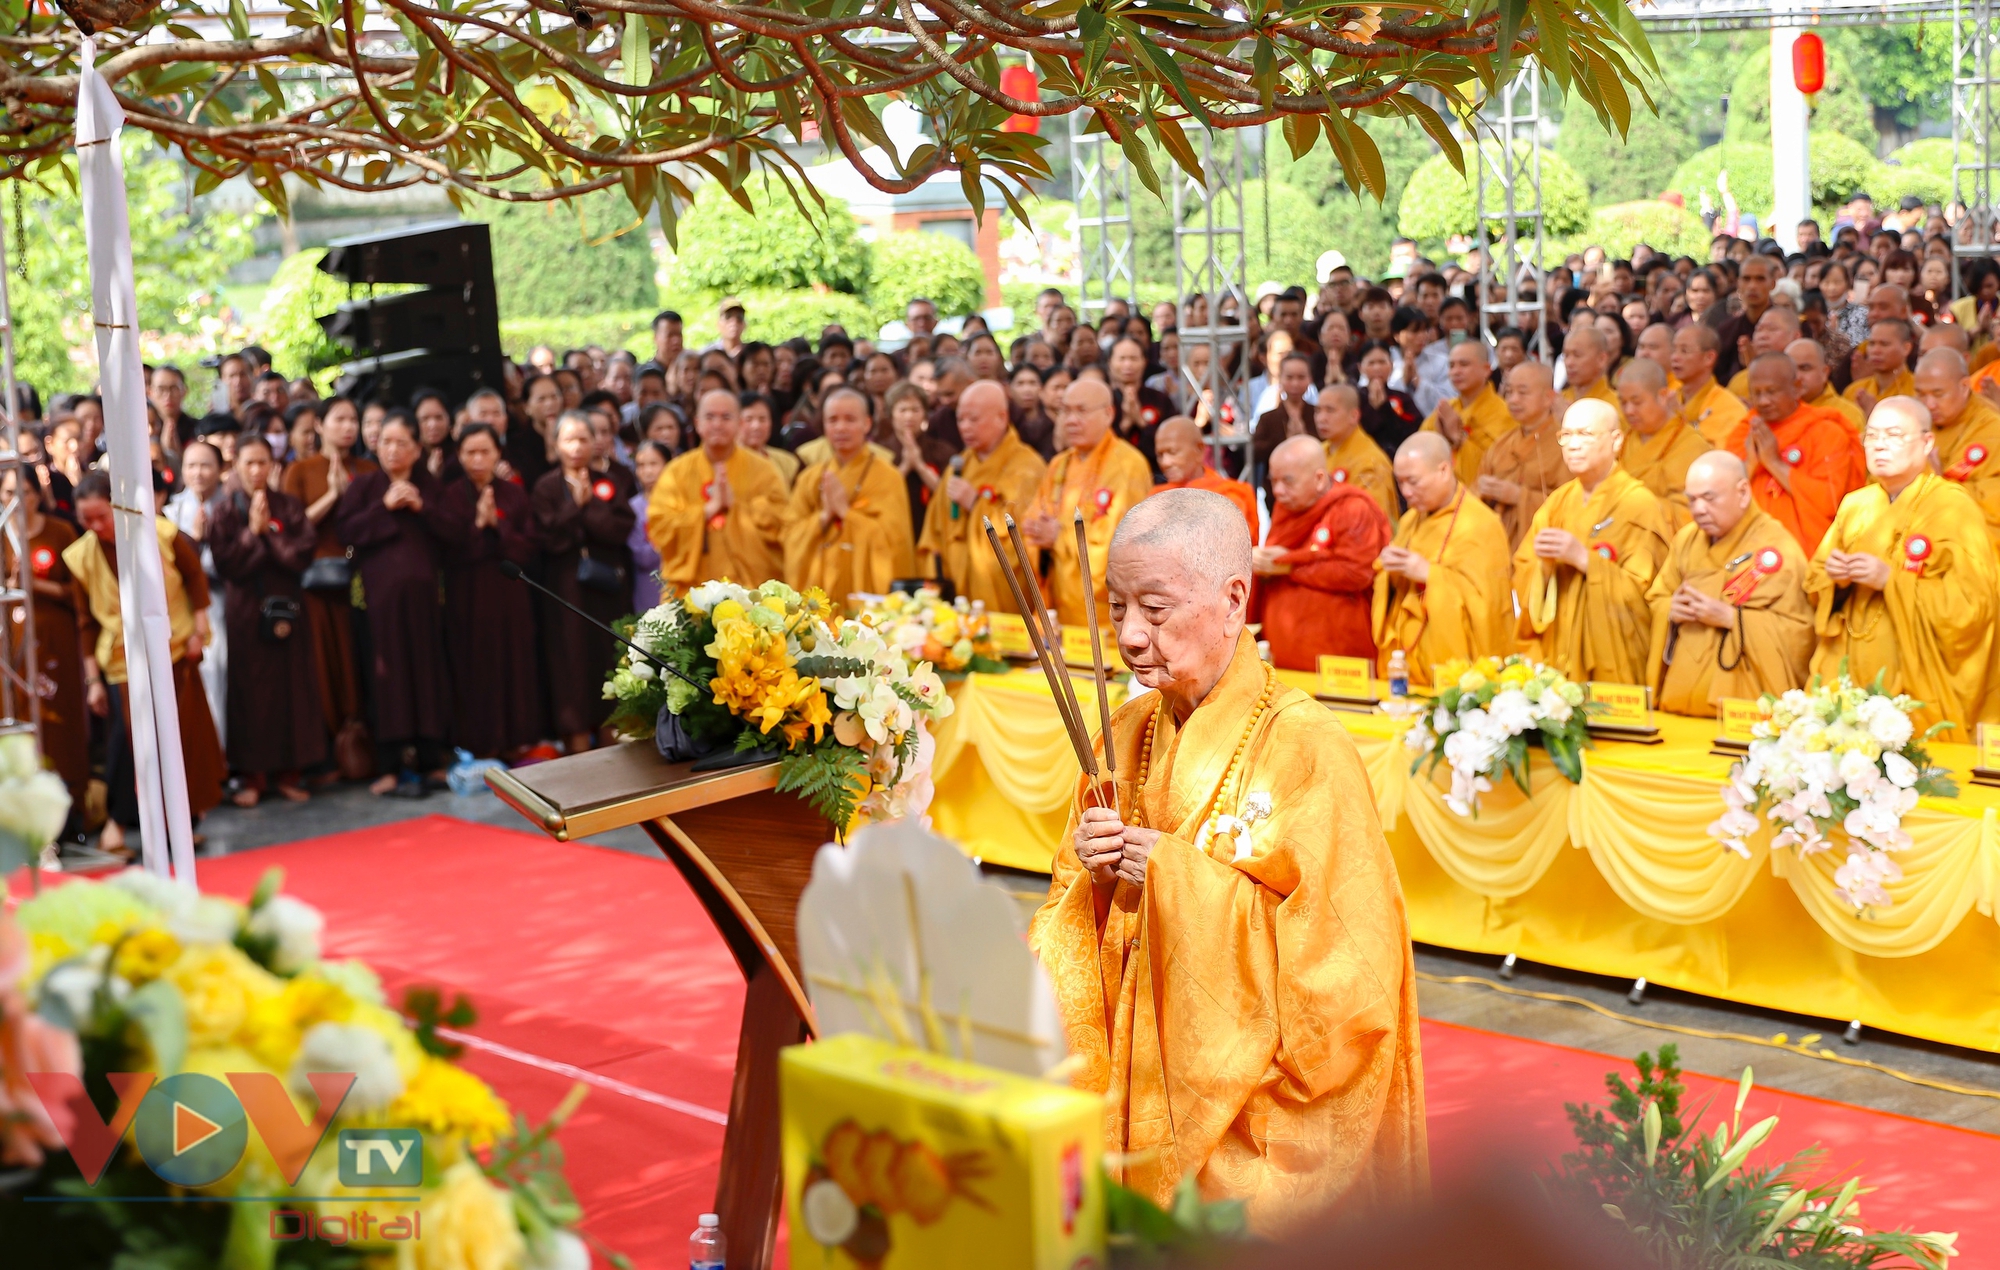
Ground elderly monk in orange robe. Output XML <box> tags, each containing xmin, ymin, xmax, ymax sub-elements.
<box><xmin>1023</xmin><ymin>376</ymin><xmax>1156</xmax><ymax>624</ymax></box>
<box><xmin>1513</xmin><ymin>400</ymin><xmax>1673</xmax><ymax>684</ymax></box>
<box><xmin>1645</xmin><ymin>451</ymin><xmax>1814</xmax><ymax>717</ymax></box>
<box><xmin>1373</xmin><ymin>432</ymin><xmax>1515</xmax><ymax>687</ymax></box>
<box><xmin>917</xmin><ymin>380</ymin><xmax>1046</xmax><ymax>612</ymax></box>
<box><xmin>1788</xmin><ymin>339</ymin><xmax>1864</xmax><ymax>432</ymax></box>
<box><xmin>1807</xmin><ymin>398</ymin><xmax>1999</xmax><ymax>738</ymax></box>
<box><xmin>1421</xmin><ymin>339</ymin><xmax>1512</xmax><ymax>487</ymax></box>
<box><xmin>1725</xmin><ymin>352</ymin><xmax>1864</xmax><ymax>557</ymax></box>
<box><xmin>1031</xmin><ymin>489</ymin><xmax>1428</xmax><ymax>1231</ymax></box>
<box><xmin>1844</xmin><ymin>318</ymin><xmax>1919</xmax><ymax>415</ymax></box>
<box><xmin>1152</xmin><ymin>414</ymin><xmax>1257</xmax><ymax>538</ymax></box>
<box><xmin>1671</xmin><ymin>324</ymin><xmax>1750</xmax><ymax>447</ymax></box>
<box><xmin>783</xmin><ymin>386</ymin><xmax>914</xmax><ymax>598</ymax></box>
<box><xmin>1316</xmin><ymin>383</ymin><xmax>1397</xmax><ymax>522</ymax></box>
<box><xmin>1476</xmin><ymin>359</ymin><xmax>1567</xmax><ymax>549</ymax></box>
<box><xmin>1252</xmin><ymin>435</ymin><xmax>1391</xmax><ymax>669</ymax></box>
<box><xmin>648</xmin><ymin>388</ymin><xmax>787</xmax><ymax>592</ymax></box>
<box><xmin>1913</xmin><ymin>348</ymin><xmax>2000</xmax><ymax>552</ymax></box>
<box><xmin>1559</xmin><ymin>322</ymin><xmax>1619</xmax><ymax>409</ymax></box>
<box><xmin>1617</xmin><ymin>357</ymin><xmax>1709</xmax><ymax>531</ymax></box>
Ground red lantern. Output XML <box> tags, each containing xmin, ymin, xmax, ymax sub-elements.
<box><xmin>1001</xmin><ymin>64</ymin><xmax>1040</xmax><ymax>134</ymax></box>
<box><xmin>1792</xmin><ymin>32</ymin><xmax>1825</xmax><ymax>96</ymax></box>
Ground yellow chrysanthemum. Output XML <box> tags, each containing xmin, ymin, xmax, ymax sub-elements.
<box><xmin>112</xmin><ymin>928</ymin><xmax>183</xmax><ymax>985</ymax></box>
<box><xmin>165</xmin><ymin>943</ymin><xmax>283</xmax><ymax>1050</ymax></box>
<box><xmin>241</xmin><ymin>973</ymin><xmax>358</xmax><ymax>1070</ymax></box>
<box><xmin>388</xmin><ymin>1058</ymin><xmax>512</xmax><ymax>1149</ymax></box>
<box><xmin>394</xmin><ymin>1160</ymin><xmax>524</xmax><ymax>1270</ymax></box>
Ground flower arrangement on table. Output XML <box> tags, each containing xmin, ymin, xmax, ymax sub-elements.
<box><xmin>1401</xmin><ymin>655</ymin><xmax>1593</xmax><ymax>817</ymax></box>
<box><xmin>3</xmin><ymin>865</ymin><xmax>597</xmax><ymax>1270</ymax></box>
<box><xmin>852</xmin><ymin>589</ymin><xmax>1007</xmax><ymax>677</ymax></box>
<box><xmin>604</xmin><ymin>578</ymin><xmax>955</xmax><ymax>828</ymax></box>
<box><xmin>1709</xmin><ymin>674</ymin><xmax>1954</xmax><ymax>911</ymax></box>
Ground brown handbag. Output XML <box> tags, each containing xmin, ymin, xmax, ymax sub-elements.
<box><xmin>334</xmin><ymin>718</ymin><xmax>376</xmax><ymax>782</ymax></box>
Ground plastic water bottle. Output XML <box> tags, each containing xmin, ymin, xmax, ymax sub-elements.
<box><xmin>690</xmin><ymin>1213</ymin><xmax>725</xmax><ymax>1269</ymax></box>
<box><xmin>1387</xmin><ymin>649</ymin><xmax>1409</xmax><ymax>699</ymax></box>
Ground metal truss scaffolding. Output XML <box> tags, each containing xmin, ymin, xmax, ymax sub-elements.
<box><xmin>1955</xmin><ymin>0</ymin><xmax>2000</xmax><ymax>285</ymax></box>
<box><xmin>1472</xmin><ymin>65</ymin><xmax>1549</xmax><ymax>360</ymax></box>
<box><xmin>1170</xmin><ymin>126</ymin><xmax>1251</xmax><ymax>472</ymax></box>
<box><xmin>0</xmin><ymin>204</ymin><xmax>41</xmax><ymax>751</ymax></box>
<box><xmin>1069</xmin><ymin>113</ymin><xmax>1136</xmax><ymax>329</ymax></box>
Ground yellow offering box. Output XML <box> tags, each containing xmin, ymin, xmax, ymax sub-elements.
<box><xmin>780</xmin><ymin>1033</ymin><xmax>1106</xmax><ymax>1270</ymax></box>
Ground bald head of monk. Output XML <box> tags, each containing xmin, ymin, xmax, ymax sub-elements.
<box><xmin>1913</xmin><ymin>349</ymin><xmax>1972</xmax><ymax>431</ymax></box>
<box><xmin>1863</xmin><ymin>396</ymin><xmax>1936</xmax><ymax>489</ymax></box>
<box><xmin>1869</xmin><ymin>282</ymin><xmax>1911</xmax><ymax>324</ymax></box>
<box><xmin>1059</xmin><ymin>376</ymin><xmax>1114</xmax><ymax>451</ymax></box>
<box><xmin>1752</xmin><ymin>305</ymin><xmax>1803</xmax><ymax>357</ymax></box>
<box><xmin>1636</xmin><ymin>321</ymin><xmax>1674</xmax><ymax>376</ymax></box>
<box><xmin>1107</xmin><ymin>488</ymin><xmax>1253</xmax><ymax>709</ymax></box>
<box><xmin>1785</xmin><ymin>339</ymin><xmax>1834</xmax><ymax>403</ymax></box>
<box><xmin>1922</xmin><ymin>324</ymin><xmax>1972</xmax><ymax>357</ymax></box>
<box><xmin>1671</xmin><ymin>322</ymin><xmax>1722</xmax><ymax>389</ymax></box>
<box><xmin>1502</xmin><ymin>359</ymin><xmax>1558</xmax><ymax>427</ymax></box>
<box><xmin>1269</xmin><ymin>434</ymin><xmax>1332</xmax><ymax>514</ymax></box>
<box><xmin>1563</xmin><ymin>322</ymin><xmax>1611</xmax><ymax>392</ymax></box>
<box><xmin>1447</xmin><ymin>338</ymin><xmax>1491</xmax><ymax>400</ymax></box>
<box><xmin>1685</xmin><ymin>450</ymin><xmax>1753</xmax><ymax>542</ymax></box>
<box><xmin>1615</xmin><ymin>357</ymin><xmax>1671</xmax><ymax>436</ymax></box>
<box><xmin>1314</xmin><ymin>382</ymin><xmax>1362</xmax><ymax>444</ymax></box>
<box><xmin>956</xmin><ymin>379</ymin><xmax>1012</xmax><ymax>455</ymax></box>
<box><xmin>1746</xmin><ymin>352</ymin><xmax>1803</xmax><ymax>423</ymax></box>
<box><xmin>695</xmin><ymin>387</ymin><xmax>742</xmax><ymax>460</ymax></box>
<box><xmin>1557</xmin><ymin>398</ymin><xmax>1623</xmax><ymax>484</ymax></box>
<box><xmin>1393</xmin><ymin>430</ymin><xmax>1459</xmax><ymax>513</ymax></box>
<box><xmin>1153</xmin><ymin>415</ymin><xmax>1207</xmax><ymax>484</ymax></box>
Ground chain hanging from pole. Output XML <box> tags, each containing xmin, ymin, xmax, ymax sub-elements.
<box><xmin>1954</xmin><ymin>0</ymin><xmax>1998</xmax><ymax>293</ymax></box>
<box><xmin>0</xmin><ymin>179</ymin><xmax>43</xmax><ymax>751</ymax></box>
<box><xmin>1472</xmin><ymin>64</ymin><xmax>1549</xmax><ymax>361</ymax></box>
<box><xmin>1171</xmin><ymin>125</ymin><xmax>1251</xmax><ymax>473</ymax></box>
<box><xmin>1069</xmin><ymin>113</ymin><xmax>1136</xmax><ymax>329</ymax></box>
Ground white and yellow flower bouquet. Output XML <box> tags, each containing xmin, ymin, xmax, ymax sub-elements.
<box><xmin>1401</xmin><ymin>655</ymin><xmax>1593</xmax><ymax>816</ymax></box>
<box><xmin>851</xmin><ymin>589</ymin><xmax>1006</xmax><ymax>677</ymax></box>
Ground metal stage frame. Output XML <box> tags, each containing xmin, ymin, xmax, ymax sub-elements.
<box><xmin>1471</xmin><ymin>65</ymin><xmax>1549</xmax><ymax>360</ymax></box>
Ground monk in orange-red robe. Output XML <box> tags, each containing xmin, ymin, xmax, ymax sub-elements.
<box><xmin>1151</xmin><ymin>415</ymin><xmax>1258</xmax><ymax>539</ymax></box>
<box><xmin>1251</xmin><ymin>436</ymin><xmax>1391</xmax><ymax>669</ymax></box>
<box><xmin>1724</xmin><ymin>351</ymin><xmax>1864</xmax><ymax>556</ymax></box>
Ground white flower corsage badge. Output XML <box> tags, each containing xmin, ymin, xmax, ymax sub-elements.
<box><xmin>1199</xmin><ymin>790</ymin><xmax>1273</xmax><ymax>862</ymax></box>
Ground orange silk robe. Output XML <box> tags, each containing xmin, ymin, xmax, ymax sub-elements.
<box><xmin>647</xmin><ymin>447</ymin><xmax>787</xmax><ymax>593</ymax></box>
<box><xmin>1618</xmin><ymin>414</ymin><xmax>1711</xmax><ymax>532</ymax></box>
<box><xmin>1724</xmin><ymin>404</ymin><xmax>1864</xmax><ymax>557</ymax></box>
<box><xmin>1031</xmin><ymin>632</ymin><xmax>1428</xmax><ymax>1231</ymax></box>
<box><xmin>1251</xmin><ymin>484</ymin><xmax>1391</xmax><ymax>670</ymax></box>
<box><xmin>1476</xmin><ymin>419</ymin><xmax>1566</xmax><ymax>550</ymax></box>
<box><xmin>1324</xmin><ymin>429</ymin><xmax>1397</xmax><ymax>523</ymax></box>
<box><xmin>1512</xmin><ymin>467</ymin><xmax>1673</xmax><ymax>685</ymax></box>
<box><xmin>916</xmin><ymin>428</ymin><xmax>1047</xmax><ymax>614</ymax></box>
<box><xmin>1370</xmin><ymin>485</ymin><xmax>1514</xmax><ymax>687</ymax></box>
<box><xmin>1644</xmin><ymin>508</ymin><xmax>1814</xmax><ymax>717</ymax></box>
<box><xmin>782</xmin><ymin>450</ymin><xmax>915</xmax><ymax>601</ymax></box>
<box><xmin>1029</xmin><ymin>432</ymin><xmax>1156</xmax><ymax>625</ymax></box>
<box><xmin>1420</xmin><ymin>383</ymin><xmax>1512</xmax><ymax>488</ymax></box>
<box><xmin>1681</xmin><ymin>377</ymin><xmax>1750</xmax><ymax>448</ymax></box>
<box><xmin>1932</xmin><ymin>394</ymin><xmax>2000</xmax><ymax>553</ymax></box>
<box><xmin>1155</xmin><ymin>467</ymin><xmax>1258</xmax><ymax>541</ymax></box>
<box><xmin>1806</xmin><ymin>474</ymin><xmax>1999</xmax><ymax>738</ymax></box>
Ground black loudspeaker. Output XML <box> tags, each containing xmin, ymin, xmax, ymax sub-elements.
<box><xmin>317</xmin><ymin>221</ymin><xmax>504</xmax><ymax>406</ymax></box>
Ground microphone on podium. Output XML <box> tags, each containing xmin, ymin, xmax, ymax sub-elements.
<box><xmin>496</xmin><ymin>560</ymin><xmax>706</xmax><ymax>693</ymax></box>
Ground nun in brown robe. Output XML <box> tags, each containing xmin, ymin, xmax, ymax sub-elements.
<box><xmin>531</xmin><ymin>412</ymin><xmax>637</xmax><ymax>751</ymax></box>
<box><xmin>335</xmin><ymin>416</ymin><xmax>450</xmax><ymax>794</ymax></box>
<box><xmin>426</xmin><ymin>425</ymin><xmax>544</xmax><ymax>758</ymax></box>
<box><xmin>209</xmin><ymin>435</ymin><xmax>327</xmax><ymax>803</ymax></box>
<box><xmin>281</xmin><ymin>396</ymin><xmax>376</xmax><ymax>751</ymax></box>
<box><xmin>0</xmin><ymin>472</ymin><xmax>87</xmax><ymax>811</ymax></box>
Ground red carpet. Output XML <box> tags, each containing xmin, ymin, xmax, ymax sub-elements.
<box><xmin>15</xmin><ymin>814</ymin><xmax>2000</xmax><ymax>1267</ymax></box>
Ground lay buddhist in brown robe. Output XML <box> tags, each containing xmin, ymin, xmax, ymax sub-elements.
<box><xmin>4</xmin><ymin>505</ymin><xmax>87</xmax><ymax>805</ymax></box>
<box><xmin>533</xmin><ymin>463</ymin><xmax>640</xmax><ymax>739</ymax></box>
<box><xmin>337</xmin><ymin>468</ymin><xmax>450</xmax><ymax>765</ymax></box>
<box><xmin>1645</xmin><ymin>475</ymin><xmax>1814</xmax><ymax>718</ymax></box>
<box><xmin>784</xmin><ymin>451</ymin><xmax>916</xmax><ymax>601</ymax></box>
<box><xmin>283</xmin><ymin>451</ymin><xmax>376</xmax><ymax>738</ymax></box>
<box><xmin>209</xmin><ymin>488</ymin><xmax>328</xmax><ymax>776</ymax></box>
<box><xmin>427</xmin><ymin>476</ymin><xmax>544</xmax><ymax>757</ymax></box>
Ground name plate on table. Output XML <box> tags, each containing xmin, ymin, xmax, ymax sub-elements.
<box><xmin>1973</xmin><ymin>723</ymin><xmax>2000</xmax><ymax>788</ymax></box>
<box><xmin>988</xmin><ymin>612</ymin><xmax>1035</xmax><ymax>660</ymax></box>
<box><xmin>1586</xmin><ymin>682</ymin><xmax>1662</xmax><ymax>743</ymax></box>
<box><xmin>1059</xmin><ymin>624</ymin><xmax>1124</xmax><ymax>674</ymax></box>
<box><xmin>1712</xmin><ymin>697</ymin><xmax>1764</xmax><ymax>756</ymax></box>
<box><xmin>1316</xmin><ymin>655</ymin><xmax>1377</xmax><ymax>711</ymax></box>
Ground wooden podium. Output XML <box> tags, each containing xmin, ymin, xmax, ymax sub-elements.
<box><xmin>487</xmin><ymin>743</ymin><xmax>831</xmax><ymax>1270</ymax></box>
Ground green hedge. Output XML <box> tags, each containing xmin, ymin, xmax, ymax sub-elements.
<box><xmin>1668</xmin><ymin>132</ymin><xmax>1879</xmax><ymax>223</ymax></box>
<box><xmin>867</xmin><ymin>232</ymin><xmax>986</xmax><ymax>329</ymax></box>
<box><xmin>1398</xmin><ymin>144</ymin><xmax>1592</xmax><ymax>246</ymax></box>
<box><xmin>484</xmin><ymin>192</ymin><xmax>657</xmax><ymax>319</ymax></box>
<box><xmin>1551</xmin><ymin>201</ymin><xmax>1713</xmax><ymax>261</ymax></box>
<box><xmin>255</xmin><ymin>250</ymin><xmax>352</xmax><ymax>382</ymax></box>
<box><xmin>669</xmin><ymin>180</ymin><xmax>870</xmax><ymax>296</ymax></box>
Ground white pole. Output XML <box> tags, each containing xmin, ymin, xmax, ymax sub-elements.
<box><xmin>1770</xmin><ymin>18</ymin><xmax>1812</xmax><ymax>252</ymax></box>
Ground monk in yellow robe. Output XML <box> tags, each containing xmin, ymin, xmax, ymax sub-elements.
<box><xmin>1151</xmin><ymin>414</ymin><xmax>1258</xmax><ymax>539</ymax></box>
<box><xmin>1645</xmin><ymin>452</ymin><xmax>1814</xmax><ymax>717</ymax></box>
<box><xmin>1513</xmin><ymin>400</ymin><xmax>1673</xmax><ymax>684</ymax></box>
<box><xmin>1476</xmin><ymin>360</ymin><xmax>1567</xmax><ymax>549</ymax></box>
<box><xmin>1559</xmin><ymin>322</ymin><xmax>1619</xmax><ymax>409</ymax></box>
<box><xmin>1031</xmin><ymin>489</ymin><xmax>1427</xmax><ymax>1232</ymax></box>
<box><xmin>1617</xmin><ymin>357</ymin><xmax>1709</xmax><ymax>531</ymax></box>
<box><xmin>1373</xmin><ymin>432</ymin><xmax>1515</xmax><ymax>687</ymax></box>
<box><xmin>1420</xmin><ymin>339</ymin><xmax>1512</xmax><ymax>487</ymax></box>
<box><xmin>1022</xmin><ymin>376</ymin><xmax>1155</xmax><ymax>625</ymax></box>
<box><xmin>1789</xmin><ymin>339</ymin><xmax>1864</xmax><ymax>432</ymax></box>
<box><xmin>917</xmin><ymin>381</ymin><xmax>1046</xmax><ymax>612</ymax></box>
<box><xmin>782</xmin><ymin>386</ymin><xmax>915</xmax><ymax>601</ymax></box>
<box><xmin>1316</xmin><ymin>383</ymin><xmax>1397</xmax><ymax>522</ymax></box>
<box><xmin>1914</xmin><ymin>348</ymin><xmax>2000</xmax><ymax>552</ymax></box>
<box><xmin>1807</xmin><ymin>397</ymin><xmax>1999</xmax><ymax>737</ymax></box>
<box><xmin>1844</xmin><ymin>318</ymin><xmax>1918</xmax><ymax>415</ymax></box>
<box><xmin>1671</xmin><ymin>324</ymin><xmax>1750</xmax><ymax>447</ymax></box>
<box><xmin>647</xmin><ymin>388</ymin><xmax>787</xmax><ymax>593</ymax></box>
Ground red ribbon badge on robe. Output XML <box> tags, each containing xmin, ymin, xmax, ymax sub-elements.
<box><xmin>269</xmin><ymin>518</ymin><xmax>285</xmax><ymax>534</ymax></box>
<box><xmin>1331</xmin><ymin>467</ymin><xmax>1349</xmax><ymax>483</ymax></box>
<box><xmin>30</xmin><ymin>546</ymin><xmax>54</xmax><ymax>577</ymax></box>
<box><xmin>1093</xmin><ymin>487</ymin><xmax>1113</xmax><ymax>516</ymax></box>
<box><xmin>1946</xmin><ymin>444</ymin><xmax>1989</xmax><ymax>482</ymax></box>
<box><xmin>592</xmin><ymin>479</ymin><xmax>616</xmax><ymax>502</ymax></box>
<box><xmin>1311</xmin><ymin>524</ymin><xmax>1331</xmax><ymax>549</ymax></box>
<box><xmin>1721</xmin><ymin>547</ymin><xmax>1782</xmax><ymax>605</ymax></box>
<box><xmin>1591</xmin><ymin>542</ymin><xmax>1618</xmax><ymax>563</ymax></box>
<box><xmin>1141</xmin><ymin>405</ymin><xmax>1159</xmax><ymax>425</ymax></box>
<box><xmin>1904</xmin><ymin>534</ymin><xmax>1932</xmax><ymax>575</ymax></box>
<box><xmin>1783</xmin><ymin>446</ymin><xmax>1803</xmax><ymax>466</ymax></box>
<box><xmin>703</xmin><ymin>482</ymin><xmax>726</xmax><ymax>532</ymax></box>
<box><xmin>977</xmin><ymin>485</ymin><xmax>996</xmax><ymax>503</ymax></box>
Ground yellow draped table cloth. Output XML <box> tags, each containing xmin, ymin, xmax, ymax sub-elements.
<box><xmin>927</xmin><ymin>668</ymin><xmax>2000</xmax><ymax>1054</ymax></box>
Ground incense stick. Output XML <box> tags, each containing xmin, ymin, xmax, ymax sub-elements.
<box><xmin>1072</xmin><ymin>511</ymin><xmax>1118</xmax><ymax>777</ymax></box>
<box><xmin>982</xmin><ymin>517</ymin><xmax>1097</xmax><ymax>781</ymax></box>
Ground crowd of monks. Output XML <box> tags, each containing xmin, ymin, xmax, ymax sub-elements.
<box><xmin>653</xmin><ymin>321</ymin><xmax>2000</xmax><ymax>739</ymax></box>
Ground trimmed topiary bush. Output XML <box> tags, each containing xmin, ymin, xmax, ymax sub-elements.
<box><xmin>867</xmin><ymin>231</ymin><xmax>987</xmax><ymax>328</ymax></box>
<box><xmin>1876</xmin><ymin>139</ymin><xmax>1953</xmax><ymax>207</ymax></box>
<box><xmin>1725</xmin><ymin>43</ymin><xmax>1879</xmax><ymax>155</ymax></box>
<box><xmin>1554</xmin><ymin>201</ymin><xmax>1714</xmax><ymax>261</ymax></box>
<box><xmin>254</xmin><ymin>249</ymin><xmax>352</xmax><ymax>382</ymax></box>
<box><xmin>1397</xmin><ymin>144</ymin><xmax>1592</xmax><ymax>246</ymax></box>
<box><xmin>670</xmin><ymin>180</ymin><xmax>870</xmax><ymax>296</ymax></box>
<box><xmin>1669</xmin><ymin>131</ymin><xmax>1881</xmax><ymax>223</ymax></box>
<box><xmin>484</xmin><ymin>192</ymin><xmax>658</xmax><ymax>319</ymax></box>
<box><xmin>1556</xmin><ymin>104</ymin><xmax>1704</xmax><ymax>205</ymax></box>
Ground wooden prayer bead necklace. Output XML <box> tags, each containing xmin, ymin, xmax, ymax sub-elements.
<box><xmin>1130</xmin><ymin>663</ymin><xmax>1278</xmax><ymax>832</ymax></box>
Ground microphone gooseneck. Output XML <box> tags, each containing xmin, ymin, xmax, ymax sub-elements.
<box><xmin>497</xmin><ymin>561</ymin><xmax>707</xmax><ymax>694</ymax></box>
